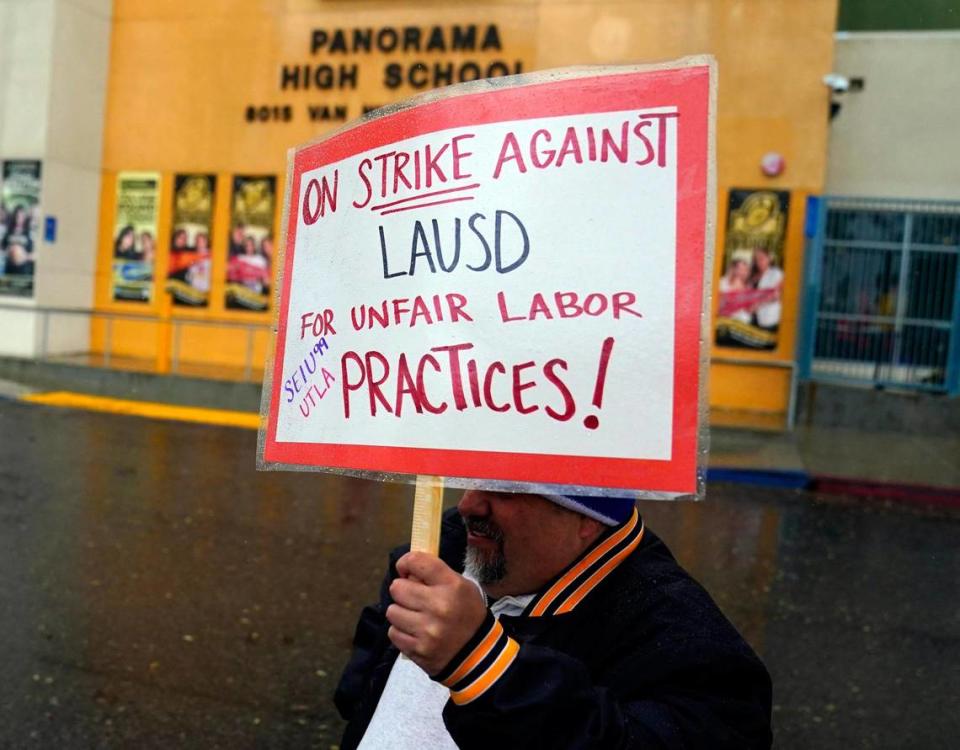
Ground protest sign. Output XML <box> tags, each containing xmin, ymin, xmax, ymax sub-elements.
<box><xmin>259</xmin><ymin>58</ymin><xmax>715</xmax><ymax>499</ymax></box>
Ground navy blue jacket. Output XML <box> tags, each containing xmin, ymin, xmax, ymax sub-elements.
<box><xmin>335</xmin><ymin>508</ymin><xmax>772</xmax><ymax>749</ymax></box>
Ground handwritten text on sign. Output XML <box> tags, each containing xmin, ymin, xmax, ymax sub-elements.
<box><xmin>264</xmin><ymin>66</ymin><xmax>711</xmax><ymax>492</ymax></box>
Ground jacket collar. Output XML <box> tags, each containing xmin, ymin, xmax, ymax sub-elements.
<box><xmin>522</xmin><ymin>508</ymin><xmax>644</xmax><ymax>618</ymax></box>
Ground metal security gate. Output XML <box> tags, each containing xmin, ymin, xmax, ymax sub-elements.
<box><xmin>799</xmin><ymin>197</ymin><xmax>960</xmax><ymax>395</ymax></box>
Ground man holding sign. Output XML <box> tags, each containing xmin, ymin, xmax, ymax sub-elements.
<box><xmin>258</xmin><ymin>58</ymin><xmax>770</xmax><ymax>749</ymax></box>
<box><xmin>335</xmin><ymin>491</ymin><xmax>772</xmax><ymax>748</ymax></box>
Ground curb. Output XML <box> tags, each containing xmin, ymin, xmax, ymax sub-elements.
<box><xmin>706</xmin><ymin>467</ymin><xmax>810</xmax><ymax>489</ymax></box>
<box><xmin>808</xmin><ymin>475</ymin><xmax>960</xmax><ymax>509</ymax></box>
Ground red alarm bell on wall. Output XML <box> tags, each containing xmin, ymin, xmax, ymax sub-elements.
<box><xmin>760</xmin><ymin>151</ymin><xmax>785</xmax><ymax>177</ymax></box>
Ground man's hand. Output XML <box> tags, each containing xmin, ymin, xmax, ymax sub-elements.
<box><xmin>386</xmin><ymin>551</ymin><xmax>488</xmax><ymax>676</ymax></box>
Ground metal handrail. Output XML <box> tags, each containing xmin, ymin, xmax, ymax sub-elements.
<box><xmin>0</xmin><ymin>303</ymin><xmax>273</xmax><ymax>330</ymax></box>
<box><xmin>821</xmin><ymin>195</ymin><xmax>960</xmax><ymax>212</ymax></box>
<box><xmin>0</xmin><ymin>303</ymin><xmax>271</xmax><ymax>382</ymax></box>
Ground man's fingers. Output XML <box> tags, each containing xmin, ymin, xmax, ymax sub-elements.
<box><xmin>389</xmin><ymin>577</ymin><xmax>433</xmax><ymax>611</ymax></box>
<box><xmin>385</xmin><ymin>603</ymin><xmax>422</xmax><ymax>636</ymax></box>
<box><xmin>396</xmin><ymin>551</ymin><xmax>455</xmax><ymax>585</ymax></box>
<box><xmin>387</xmin><ymin>625</ymin><xmax>418</xmax><ymax>655</ymax></box>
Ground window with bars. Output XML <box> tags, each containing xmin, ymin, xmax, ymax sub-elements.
<box><xmin>803</xmin><ymin>199</ymin><xmax>960</xmax><ymax>392</ymax></box>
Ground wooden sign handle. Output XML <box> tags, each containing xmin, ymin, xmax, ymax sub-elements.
<box><xmin>411</xmin><ymin>475</ymin><xmax>444</xmax><ymax>554</ymax></box>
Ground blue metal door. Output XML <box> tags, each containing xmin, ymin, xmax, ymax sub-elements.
<box><xmin>799</xmin><ymin>197</ymin><xmax>960</xmax><ymax>395</ymax></box>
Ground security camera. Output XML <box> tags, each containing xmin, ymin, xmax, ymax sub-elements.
<box><xmin>823</xmin><ymin>73</ymin><xmax>850</xmax><ymax>92</ymax></box>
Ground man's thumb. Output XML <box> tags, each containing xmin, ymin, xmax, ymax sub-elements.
<box><xmin>397</xmin><ymin>551</ymin><xmax>448</xmax><ymax>583</ymax></box>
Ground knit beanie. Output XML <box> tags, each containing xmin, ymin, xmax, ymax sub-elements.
<box><xmin>540</xmin><ymin>494</ymin><xmax>636</xmax><ymax>526</ymax></box>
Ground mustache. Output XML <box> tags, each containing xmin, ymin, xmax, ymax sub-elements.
<box><xmin>463</xmin><ymin>516</ymin><xmax>504</xmax><ymax>541</ymax></box>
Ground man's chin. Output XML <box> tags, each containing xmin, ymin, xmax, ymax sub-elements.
<box><xmin>464</xmin><ymin>545</ymin><xmax>506</xmax><ymax>586</ymax></box>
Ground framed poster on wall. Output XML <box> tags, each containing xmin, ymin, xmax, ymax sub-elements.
<box><xmin>112</xmin><ymin>172</ymin><xmax>161</xmax><ymax>303</ymax></box>
<box><xmin>166</xmin><ymin>174</ymin><xmax>216</xmax><ymax>307</ymax></box>
<box><xmin>715</xmin><ymin>189</ymin><xmax>789</xmax><ymax>350</ymax></box>
<box><xmin>225</xmin><ymin>175</ymin><xmax>276</xmax><ymax>312</ymax></box>
<box><xmin>0</xmin><ymin>160</ymin><xmax>42</xmax><ymax>298</ymax></box>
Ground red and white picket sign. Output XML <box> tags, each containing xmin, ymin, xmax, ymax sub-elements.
<box><xmin>260</xmin><ymin>58</ymin><xmax>715</xmax><ymax>498</ymax></box>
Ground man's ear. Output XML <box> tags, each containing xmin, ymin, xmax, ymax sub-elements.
<box><xmin>577</xmin><ymin>516</ymin><xmax>605</xmax><ymax>544</ymax></box>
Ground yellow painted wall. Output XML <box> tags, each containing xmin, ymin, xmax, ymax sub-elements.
<box><xmin>95</xmin><ymin>0</ymin><xmax>838</xmax><ymax>419</ymax></box>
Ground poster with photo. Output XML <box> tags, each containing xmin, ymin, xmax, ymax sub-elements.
<box><xmin>225</xmin><ymin>175</ymin><xmax>276</xmax><ymax>312</ymax></box>
<box><xmin>715</xmin><ymin>189</ymin><xmax>789</xmax><ymax>350</ymax></box>
<box><xmin>166</xmin><ymin>174</ymin><xmax>216</xmax><ymax>307</ymax></box>
<box><xmin>0</xmin><ymin>160</ymin><xmax>42</xmax><ymax>297</ymax></box>
<box><xmin>112</xmin><ymin>172</ymin><xmax>161</xmax><ymax>303</ymax></box>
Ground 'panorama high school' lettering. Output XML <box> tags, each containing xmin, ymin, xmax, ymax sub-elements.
<box><xmin>309</xmin><ymin>25</ymin><xmax>503</xmax><ymax>55</ymax></box>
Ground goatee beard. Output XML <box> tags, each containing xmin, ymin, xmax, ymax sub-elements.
<box><xmin>463</xmin><ymin>516</ymin><xmax>506</xmax><ymax>584</ymax></box>
<box><xmin>464</xmin><ymin>544</ymin><xmax>507</xmax><ymax>585</ymax></box>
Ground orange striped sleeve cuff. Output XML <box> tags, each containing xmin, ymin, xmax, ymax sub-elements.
<box><xmin>433</xmin><ymin>612</ymin><xmax>520</xmax><ymax>706</ymax></box>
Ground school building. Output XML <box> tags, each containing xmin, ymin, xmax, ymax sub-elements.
<box><xmin>6</xmin><ymin>0</ymin><xmax>955</xmax><ymax>431</ymax></box>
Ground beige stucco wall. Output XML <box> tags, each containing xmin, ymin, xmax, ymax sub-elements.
<box><xmin>826</xmin><ymin>32</ymin><xmax>960</xmax><ymax>200</ymax></box>
<box><xmin>0</xmin><ymin>0</ymin><xmax>112</xmax><ymax>357</ymax></box>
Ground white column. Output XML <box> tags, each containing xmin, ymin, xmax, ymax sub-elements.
<box><xmin>0</xmin><ymin>0</ymin><xmax>112</xmax><ymax>357</ymax></box>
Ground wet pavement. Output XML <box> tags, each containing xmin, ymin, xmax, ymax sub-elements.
<box><xmin>1</xmin><ymin>399</ymin><xmax>958</xmax><ymax>749</ymax></box>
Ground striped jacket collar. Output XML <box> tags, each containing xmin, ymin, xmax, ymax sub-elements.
<box><xmin>522</xmin><ymin>507</ymin><xmax>645</xmax><ymax>618</ymax></box>
<box><xmin>433</xmin><ymin>509</ymin><xmax>645</xmax><ymax>705</ymax></box>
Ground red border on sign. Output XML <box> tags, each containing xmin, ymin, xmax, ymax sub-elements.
<box><xmin>264</xmin><ymin>67</ymin><xmax>710</xmax><ymax>493</ymax></box>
